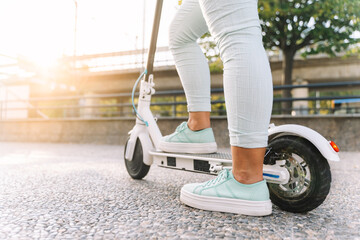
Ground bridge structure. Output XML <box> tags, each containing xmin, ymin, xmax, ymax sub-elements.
<box><xmin>0</xmin><ymin>47</ymin><xmax>359</xmax><ymax>120</ymax></box>
<box><xmin>1</xmin><ymin>46</ymin><xmax>360</xmax><ymax>93</ymax></box>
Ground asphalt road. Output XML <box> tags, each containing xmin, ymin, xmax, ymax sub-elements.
<box><xmin>0</xmin><ymin>142</ymin><xmax>359</xmax><ymax>239</ymax></box>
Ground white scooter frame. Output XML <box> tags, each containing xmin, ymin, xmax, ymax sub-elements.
<box><xmin>124</xmin><ymin>74</ymin><xmax>340</xmax><ymax>185</ymax></box>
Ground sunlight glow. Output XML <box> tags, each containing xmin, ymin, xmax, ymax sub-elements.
<box><xmin>0</xmin><ymin>0</ymin><xmax>177</xmax><ymax>69</ymax></box>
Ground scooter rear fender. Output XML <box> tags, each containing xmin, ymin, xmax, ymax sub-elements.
<box><xmin>268</xmin><ymin>124</ymin><xmax>340</xmax><ymax>162</ymax></box>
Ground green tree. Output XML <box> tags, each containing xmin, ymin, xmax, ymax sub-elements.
<box><xmin>258</xmin><ymin>0</ymin><xmax>360</xmax><ymax>114</ymax></box>
<box><xmin>200</xmin><ymin>0</ymin><xmax>360</xmax><ymax>114</ymax></box>
<box><xmin>199</xmin><ymin>33</ymin><xmax>224</xmax><ymax>73</ymax></box>
<box><xmin>199</xmin><ymin>33</ymin><xmax>219</xmax><ymax>63</ymax></box>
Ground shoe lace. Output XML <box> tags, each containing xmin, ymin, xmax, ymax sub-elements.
<box><xmin>203</xmin><ymin>169</ymin><xmax>229</xmax><ymax>187</ymax></box>
<box><xmin>175</xmin><ymin>122</ymin><xmax>188</xmax><ymax>132</ymax></box>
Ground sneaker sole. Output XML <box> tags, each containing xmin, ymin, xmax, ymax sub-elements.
<box><xmin>180</xmin><ymin>188</ymin><xmax>272</xmax><ymax>216</ymax></box>
<box><xmin>159</xmin><ymin>141</ymin><xmax>217</xmax><ymax>154</ymax></box>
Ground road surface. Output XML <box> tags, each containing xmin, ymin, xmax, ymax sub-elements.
<box><xmin>0</xmin><ymin>142</ymin><xmax>359</xmax><ymax>239</ymax></box>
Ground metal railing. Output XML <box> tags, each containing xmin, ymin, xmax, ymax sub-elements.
<box><xmin>0</xmin><ymin>81</ymin><xmax>360</xmax><ymax>120</ymax></box>
<box><xmin>67</xmin><ymin>47</ymin><xmax>174</xmax><ymax>73</ymax></box>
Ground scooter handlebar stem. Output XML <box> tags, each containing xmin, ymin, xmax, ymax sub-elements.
<box><xmin>145</xmin><ymin>0</ymin><xmax>163</xmax><ymax>82</ymax></box>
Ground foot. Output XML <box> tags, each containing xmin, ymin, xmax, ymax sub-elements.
<box><xmin>158</xmin><ymin>121</ymin><xmax>217</xmax><ymax>154</ymax></box>
<box><xmin>180</xmin><ymin>168</ymin><xmax>272</xmax><ymax>216</ymax></box>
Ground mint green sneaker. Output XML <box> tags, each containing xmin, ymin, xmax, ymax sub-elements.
<box><xmin>158</xmin><ymin>121</ymin><xmax>217</xmax><ymax>154</ymax></box>
<box><xmin>180</xmin><ymin>169</ymin><xmax>272</xmax><ymax>216</ymax></box>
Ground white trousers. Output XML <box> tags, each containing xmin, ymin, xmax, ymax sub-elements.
<box><xmin>168</xmin><ymin>0</ymin><xmax>273</xmax><ymax>148</ymax></box>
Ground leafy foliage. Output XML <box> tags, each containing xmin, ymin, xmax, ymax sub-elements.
<box><xmin>200</xmin><ymin>0</ymin><xmax>360</xmax><ymax>68</ymax></box>
<box><xmin>198</xmin><ymin>33</ymin><xmax>219</xmax><ymax>63</ymax></box>
<box><xmin>258</xmin><ymin>0</ymin><xmax>360</xmax><ymax>57</ymax></box>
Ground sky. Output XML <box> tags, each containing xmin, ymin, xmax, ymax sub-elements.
<box><xmin>0</xmin><ymin>0</ymin><xmax>179</xmax><ymax>67</ymax></box>
<box><xmin>0</xmin><ymin>0</ymin><xmax>358</xmax><ymax>68</ymax></box>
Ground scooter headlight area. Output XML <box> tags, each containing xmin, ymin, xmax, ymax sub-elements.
<box><xmin>123</xmin><ymin>0</ymin><xmax>339</xmax><ymax>214</ymax></box>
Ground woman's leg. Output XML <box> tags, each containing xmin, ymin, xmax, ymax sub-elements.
<box><xmin>198</xmin><ymin>0</ymin><xmax>273</xmax><ymax>183</ymax></box>
<box><xmin>179</xmin><ymin>0</ymin><xmax>273</xmax><ymax>216</ymax></box>
<box><xmin>174</xmin><ymin>0</ymin><xmax>273</xmax><ymax>215</ymax></box>
<box><xmin>159</xmin><ymin>0</ymin><xmax>217</xmax><ymax>154</ymax></box>
<box><xmin>168</xmin><ymin>0</ymin><xmax>211</xmax><ymax>120</ymax></box>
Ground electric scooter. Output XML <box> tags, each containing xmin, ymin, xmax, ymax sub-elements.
<box><xmin>124</xmin><ymin>0</ymin><xmax>340</xmax><ymax>213</ymax></box>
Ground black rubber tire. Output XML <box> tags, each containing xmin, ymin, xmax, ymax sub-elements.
<box><xmin>124</xmin><ymin>138</ymin><xmax>150</xmax><ymax>179</ymax></box>
<box><xmin>267</xmin><ymin>135</ymin><xmax>332</xmax><ymax>213</ymax></box>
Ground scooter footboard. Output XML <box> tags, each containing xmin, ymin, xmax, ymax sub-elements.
<box><xmin>149</xmin><ymin>151</ymin><xmax>290</xmax><ymax>184</ymax></box>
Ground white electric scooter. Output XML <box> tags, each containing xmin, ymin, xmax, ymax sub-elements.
<box><xmin>124</xmin><ymin>0</ymin><xmax>340</xmax><ymax>213</ymax></box>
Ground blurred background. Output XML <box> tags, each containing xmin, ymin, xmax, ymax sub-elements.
<box><xmin>0</xmin><ymin>0</ymin><xmax>359</xmax><ymax>149</ymax></box>
<box><xmin>0</xmin><ymin>0</ymin><xmax>177</xmax><ymax>119</ymax></box>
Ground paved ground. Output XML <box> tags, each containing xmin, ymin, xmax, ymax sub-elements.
<box><xmin>0</xmin><ymin>142</ymin><xmax>359</xmax><ymax>240</ymax></box>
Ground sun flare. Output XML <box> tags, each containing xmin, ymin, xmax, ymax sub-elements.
<box><xmin>0</xmin><ymin>0</ymin><xmax>176</xmax><ymax>71</ymax></box>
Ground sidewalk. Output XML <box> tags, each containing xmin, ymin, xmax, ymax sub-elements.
<box><xmin>0</xmin><ymin>142</ymin><xmax>359</xmax><ymax>239</ymax></box>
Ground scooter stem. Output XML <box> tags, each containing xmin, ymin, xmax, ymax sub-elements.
<box><xmin>145</xmin><ymin>0</ymin><xmax>163</xmax><ymax>82</ymax></box>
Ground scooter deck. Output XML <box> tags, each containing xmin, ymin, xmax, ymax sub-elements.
<box><xmin>150</xmin><ymin>150</ymin><xmax>232</xmax><ymax>162</ymax></box>
<box><xmin>149</xmin><ymin>150</ymin><xmax>290</xmax><ymax>184</ymax></box>
<box><xmin>149</xmin><ymin>150</ymin><xmax>232</xmax><ymax>174</ymax></box>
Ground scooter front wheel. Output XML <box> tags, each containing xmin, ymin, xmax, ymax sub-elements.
<box><xmin>124</xmin><ymin>137</ymin><xmax>150</xmax><ymax>179</ymax></box>
<box><xmin>267</xmin><ymin>135</ymin><xmax>331</xmax><ymax>213</ymax></box>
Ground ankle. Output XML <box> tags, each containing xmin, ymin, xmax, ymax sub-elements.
<box><xmin>187</xmin><ymin>111</ymin><xmax>210</xmax><ymax>131</ymax></box>
<box><xmin>187</xmin><ymin>119</ymin><xmax>210</xmax><ymax>131</ymax></box>
<box><xmin>232</xmin><ymin>170</ymin><xmax>263</xmax><ymax>184</ymax></box>
<box><xmin>187</xmin><ymin>121</ymin><xmax>210</xmax><ymax>131</ymax></box>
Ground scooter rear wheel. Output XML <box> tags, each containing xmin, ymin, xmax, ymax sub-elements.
<box><xmin>124</xmin><ymin>138</ymin><xmax>150</xmax><ymax>179</ymax></box>
<box><xmin>267</xmin><ymin>135</ymin><xmax>331</xmax><ymax>213</ymax></box>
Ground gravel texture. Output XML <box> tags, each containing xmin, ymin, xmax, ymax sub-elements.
<box><xmin>0</xmin><ymin>142</ymin><xmax>359</xmax><ymax>239</ymax></box>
